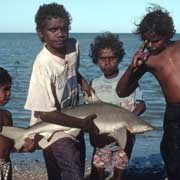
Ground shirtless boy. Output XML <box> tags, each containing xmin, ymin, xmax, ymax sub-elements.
<box><xmin>116</xmin><ymin>6</ymin><xmax>180</xmax><ymax>180</ymax></box>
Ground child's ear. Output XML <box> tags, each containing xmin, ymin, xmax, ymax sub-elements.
<box><xmin>36</xmin><ymin>28</ymin><xmax>44</xmax><ymax>42</ymax></box>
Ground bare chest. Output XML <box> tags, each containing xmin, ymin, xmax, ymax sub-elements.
<box><xmin>146</xmin><ymin>53</ymin><xmax>180</xmax><ymax>81</ymax></box>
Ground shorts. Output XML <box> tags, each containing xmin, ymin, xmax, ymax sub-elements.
<box><xmin>0</xmin><ymin>159</ymin><xmax>12</xmax><ymax>180</ymax></box>
<box><xmin>93</xmin><ymin>142</ymin><xmax>128</xmax><ymax>170</ymax></box>
<box><xmin>160</xmin><ymin>103</ymin><xmax>180</xmax><ymax>180</ymax></box>
<box><xmin>43</xmin><ymin>131</ymin><xmax>85</xmax><ymax>180</ymax></box>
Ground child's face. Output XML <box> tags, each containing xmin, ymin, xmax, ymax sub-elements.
<box><xmin>97</xmin><ymin>48</ymin><xmax>119</xmax><ymax>78</ymax></box>
<box><xmin>143</xmin><ymin>32</ymin><xmax>167</xmax><ymax>55</ymax></box>
<box><xmin>38</xmin><ymin>17</ymin><xmax>69</xmax><ymax>52</ymax></box>
<box><xmin>0</xmin><ymin>84</ymin><xmax>11</xmax><ymax>105</ymax></box>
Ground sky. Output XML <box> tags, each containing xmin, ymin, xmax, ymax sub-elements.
<box><xmin>1</xmin><ymin>0</ymin><xmax>180</xmax><ymax>33</ymax></box>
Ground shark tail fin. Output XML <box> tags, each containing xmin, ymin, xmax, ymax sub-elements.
<box><xmin>1</xmin><ymin>126</ymin><xmax>27</xmax><ymax>150</ymax></box>
<box><xmin>83</xmin><ymin>89</ymin><xmax>101</xmax><ymax>104</ymax></box>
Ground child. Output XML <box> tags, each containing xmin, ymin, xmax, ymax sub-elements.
<box><xmin>0</xmin><ymin>67</ymin><xmax>36</xmax><ymax>180</ymax></box>
<box><xmin>0</xmin><ymin>67</ymin><xmax>13</xmax><ymax>180</ymax></box>
<box><xmin>116</xmin><ymin>5</ymin><xmax>180</xmax><ymax>180</ymax></box>
<box><xmin>89</xmin><ymin>32</ymin><xmax>146</xmax><ymax>180</ymax></box>
<box><xmin>24</xmin><ymin>3</ymin><xmax>97</xmax><ymax>180</ymax></box>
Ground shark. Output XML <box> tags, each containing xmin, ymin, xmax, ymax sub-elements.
<box><xmin>0</xmin><ymin>92</ymin><xmax>154</xmax><ymax>151</ymax></box>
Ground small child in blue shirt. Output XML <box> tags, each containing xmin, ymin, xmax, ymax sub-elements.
<box><xmin>89</xmin><ymin>32</ymin><xmax>146</xmax><ymax>180</ymax></box>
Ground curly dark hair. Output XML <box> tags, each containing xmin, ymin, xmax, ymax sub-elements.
<box><xmin>90</xmin><ymin>32</ymin><xmax>125</xmax><ymax>64</ymax></box>
<box><xmin>0</xmin><ymin>67</ymin><xmax>12</xmax><ymax>87</ymax></box>
<box><xmin>35</xmin><ymin>3</ymin><xmax>72</xmax><ymax>31</ymax></box>
<box><xmin>135</xmin><ymin>5</ymin><xmax>175</xmax><ymax>40</ymax></box>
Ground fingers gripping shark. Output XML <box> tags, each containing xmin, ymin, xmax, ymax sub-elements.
<box><xmin>0</xmin><ymin>92</ymin><xmax>154</xmax><ymax>151</ymax></box>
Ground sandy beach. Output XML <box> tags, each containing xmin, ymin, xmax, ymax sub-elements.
<box><xmin>13</xmin><ymin>160</ymin><xmax>47</xmax><ymax>180</ymax></box>
<box><xmin>12</xmin><ymin>159</ymin><xmax>90</xmax><ymax>180</ymax></box>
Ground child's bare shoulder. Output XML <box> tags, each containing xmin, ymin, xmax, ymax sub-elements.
<box><xmin>165</xmin><ymin>41</ymin><xmax>180</xmax><ymax>55</ymax></box>
<box><xmin>169</xmin><ymin>41</ymin><xmax>180</xmax><ymax>57</ymax></box>
<box><xmin>170</xmin><ymin>40</ymin><xmax>180</xmax><ymax>49</ymax></box>
<box><xmin>0</xmin><ymin>109</ymin><xmax>12</xmax><ymax>117</ymax></box>
<box><xmin>0</xmin><ymin>109</ymin><xmax>12</xmax><ymax>126</ymax></box>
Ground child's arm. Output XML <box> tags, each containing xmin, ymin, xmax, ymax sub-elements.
<box><xmin>132</xmin><ymin>101</ymin><xmax>146</xmax><ymax>116</ymax></box>
<box><xmin>0</xmin><ymin>109</ymin><xmax>13</xmax><ymax>127</ymax></box>
<box><xmin>77</xmin><ymin>71</ymin><xmax>93</xmax><ymax>97</ymax></box>
<box><xmin>76</xmin><ymin>44</ymin><xmax>93</xmax><ymax>97</ymax></box>
<box><xmin>116</xmin><ymin>42</ymin><xmax>149</xmax><ymax>97</ymax></box>
<box><xmin>0</xmin><ymin>110</ymin><xmax>14</xmax><ymax>155</ymax></box>
<box><xmin>35</xmin><ymin>111</ymin><xmax>99</xmax><ymax>134</ymax></box>
<box><xmin>19</xmin><ymin>134</ymin><xmax>44</xmax><ymax>152</ymax></box>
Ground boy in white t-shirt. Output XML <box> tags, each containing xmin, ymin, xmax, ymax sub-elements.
<box><xmin>24</xmin><ymin>3</ymin><xmax>97</xmax><ymax>180</ymax></box>
<box><xmin>89</xmin><ymin>32</ymin><xmax>146</xmax><ymax>180</ymax></box>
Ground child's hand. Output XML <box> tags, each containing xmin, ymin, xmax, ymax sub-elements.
<box><xmin>82</xmin><ymin>83</ymin><xmax>94</xmax><ymax>97</ymax></box>
<box><xmin>83</xmin><ymin>88</ymin><xmax>99</xmax><ymax>104</ymax></box>
<box><xmin>132</xmin><ymin>41</ymin><xmax>150</xmax><ymax>71</ymax></box>
<box><xmin>21</xmin><ymin>138</ymin><xmax>36</xmax><ymax>152</ymax></box>
<box><xmin>21</xmin><ymin>134</ymin><xmax>43</xmax><ymax>152</ymax></box>
<box><xmin>83</xmin><ymin>114</ymin><xmax>99</xmax><ymax>134</ymax></box>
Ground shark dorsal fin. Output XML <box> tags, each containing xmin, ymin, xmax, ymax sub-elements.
<box><xmin>83</xmin><ymin>90</ymin><xmax>102</xmax><ymax>104</ymax></box>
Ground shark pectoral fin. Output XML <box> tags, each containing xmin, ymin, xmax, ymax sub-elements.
<box><xmin>46</xmin><ymin>132</ymin><xmax>58</xmax><ymax>142</ymax></box>
<box><xmin>109</xmin><ymin>127</ymin><xmax>127</xmax><ymax>150</ymax></box>
<box><xmin>38</xmin><ymin>132</ymin><xmax>65</xmax><ymax>149</ymax></box>
<box><xmin>38</xmin><ymin>134</ymin><xmax>58</xmax><ymax>149</ymax></box>
<box><xmin>65</xmin><ymin>128</ymin><xmax>81</xmax><ymax>137</ymax></box>
<box><xmin>38</xmin><ymin>132</ymin><xmax>53</xmax><ymax>140</ymax></box>
<box><xmin>38</xmin><ymin>138</ymin><xmax>49</xmax><ymax>149</ymax></box>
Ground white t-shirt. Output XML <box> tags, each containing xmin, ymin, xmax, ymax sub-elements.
<box><xmin>91</xmin><ymin>71</ymin><xmax>144</xmax><ymax>112</ymax></box>
<box><xmin>25</xmin><ymin>38</ymin><xmax>79</xmax><ymax>126</ymax></box>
